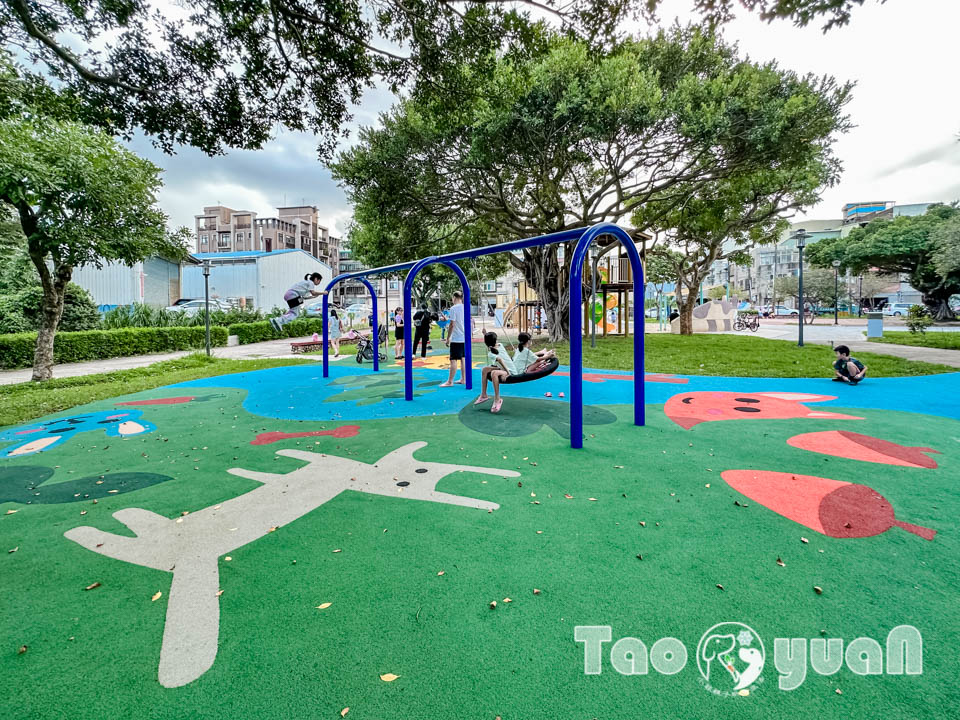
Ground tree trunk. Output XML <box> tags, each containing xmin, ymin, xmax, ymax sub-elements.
<box><xmin>29</xmin><ymin>254</ymin><xmax>72</xmax><ymax>382</ymax></box>
<box><xmin>925</xmin><ymin>294</ymin><xmax>957</xmax><ymax>322</ymax></box>
<box><xmin>522</xmin><ymin>245</ymin><xmax>570</xmax><ymax>342</ymax></box>
<box><xmin>678</xmin><ymin>292</ymin><xmax>697</xmax><ymax>335</ymax></box>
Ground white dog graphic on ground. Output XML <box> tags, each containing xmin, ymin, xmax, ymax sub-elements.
<box><xmin>65</xmin><ymin>442</ymin><xmax>518</xmax><ymax>688</ymax></box>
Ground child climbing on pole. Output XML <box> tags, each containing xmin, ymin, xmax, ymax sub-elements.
<box><xmin>271</xmin><ymin>273</ymin><xmax>326</xmax><ymax>333</ymax></box>
<box><xmin>474</xmin><ymin>332</ymin><xmax>517</xmax><ymax>413</ymax></box>
<box><xmin>440</xmin><ymin>291</ymin><xmax>466</xmax><ymax>387</ymax></box>
<box><xmin>512</xmin><ymin>332</ymin><xmax>557</xmax><ymax>373</ymax></box>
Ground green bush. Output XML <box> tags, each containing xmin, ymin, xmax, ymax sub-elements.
<box><xmin>905</xmin><ymin>304</ymin><xmax>933</xmax><ymax>335</ymax></box>
<box><xmin>0</xmin><ymin>326</ymin><xmax>227</xmax><ymax>369</ymax></box>
<box><xmin>0</xmin><ymin>283</ymin><xmax>101</xmax><ymax>333</ymax></box>
<box><xmin>102</xmin><ymin>302</ymin><xmax>267</xmax><ymax>329</ymax></box>
<box><xmin>227</xmin><ymin>317</ymin><xmax>324</xmax><ymax>344</ymax></box>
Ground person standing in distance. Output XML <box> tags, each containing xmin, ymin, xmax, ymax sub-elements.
<box><xmin>440</xmin><ymin>291</ymin><xmax>467</xmax><ymax>387</ymax></box>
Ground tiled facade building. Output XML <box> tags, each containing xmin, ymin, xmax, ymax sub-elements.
<box><xmin>194</xmin><ymin>205</ymin><xmax>340</xmax><ymax>268</ymax></box>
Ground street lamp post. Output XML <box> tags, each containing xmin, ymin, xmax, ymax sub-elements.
<box><xmin>793</xmin><ymin>229</ymin><xmax>809</xmax><ymax>347</ymax></box>
<box><xmin>832</xmin><ymin>259</ymin><xmax>841</xmax><ymax>325</ymax></box>
<box><xmin>202</xmin><ymin>259</ymin><xmax>212</xmax><ymax>356</ymax></box>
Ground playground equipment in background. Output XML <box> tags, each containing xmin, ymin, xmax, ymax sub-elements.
<box><xmin>670</xmin><ymin>299</ymin><xmax>738</xmax><ymax>333</ymax></box>
<box><xmin>583</xmin><ymin>252</ymin><xmax>632</xmax><ymax>336</ymax></box>
<box><xmin>320</xmin><ymin>222</ymin><xmax>646</xmax><ymax>449</ymax></box>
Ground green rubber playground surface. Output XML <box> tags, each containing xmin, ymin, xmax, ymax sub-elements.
<box><xmin>2</xmin><ymin>361</ymin><xmax>958</xmax><ymax>719</ymax></box>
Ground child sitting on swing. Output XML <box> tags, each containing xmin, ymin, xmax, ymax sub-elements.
<box><xmin>474</xmin><ymin>331</ymin><xmax>519</xmax><ymax>413</ymax></box>
<box><xmin>512</xmin><ymin>332</ymin><xmax>557</xmax><ymax>373</ymax></box>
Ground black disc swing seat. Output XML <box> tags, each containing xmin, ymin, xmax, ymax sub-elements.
<box><xmin>500</xmin><ymin>357</ymin><xmax>560</xmax><ymax>385</ymax></box>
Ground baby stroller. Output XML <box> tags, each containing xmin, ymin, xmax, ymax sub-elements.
<box><xmin>356</xmin><ymin>323</ymin><xmax>388</xmax><ymax>364</ymax></box>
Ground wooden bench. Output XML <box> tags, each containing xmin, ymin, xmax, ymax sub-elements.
<box><xmin>290</xmin><ymin>341</ymin><xmax>324</xmax><ymax>354</ymax></box>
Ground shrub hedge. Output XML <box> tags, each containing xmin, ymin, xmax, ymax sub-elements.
<box><xmin>0</xmin><ymin>326</ymin><xmax>227</xmax><ymax>369</ymax></box>
<box><xmin>227</xmin><ymin>317</ymin><xmax>324</xmax><ymax>345</ymax></box>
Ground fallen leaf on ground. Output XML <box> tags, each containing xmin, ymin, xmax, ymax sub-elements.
<box><xmin>835</xmin><ymin>689</ymin><xmax>842</xmax><ymax>695</ymax></box>
<box><xmin>437</xmin><ymin>571</ymin><xmax>445</xmax><ymax>576</ymax></box>
<box><xmin>269</xmin><ymin>527</ymin><xmax>277</xmax><ymax>532</ymax></box>
<box><xmin>84</xmin><ymin>582</ymin><xmax>101</xmax><ymax>591</ymax></box>
<box><xmin>341</xmin><ymin>708</ymin><xmax>349</xmax><ymax>717</ymax></box>
<box><xmin>588</xmin><ymin>498</ymin><xmax>597</xmax><ymax>501</ymax></box>
<box><xmin>216</xmin><ymin>590</ymin><xmax>224</xmax><ymax>597</ymax></box>
<box><xmin>533</xmin><ymin>589</ymin><xmax>541</xmax><ymax>595</ymax></box>
<box><xmin>503</xmin><ymin>598</ymin><xmax>512</xmax><ymax>603</ymax></box>
<box><xmin>564</xmin><ymin>494</ymin><xmax>573</xmax><ymax>499</ymax></box>
<box><xmin>776</xmin><ymin>557</ymin><xmax>785</xmax><ymax>567</ymax></box>
<box><xmin>224</xmin><ymin>556</ymin><xmax>232</xmax><ymax>562</ymax></box>
<box><xmin>489</xmin><ymin>601</ymin><xmax>497</xmax><ymax>609</ymax></box>
<box><xmin>316</xmin><ymin>603</ymin><xmax>332</xmax><ymax>609</ymax></box>
<box><xmin>18</xmin><ymin>645</ymin><xmax>27</xmax><ymax>654</ymax></box>
<box><xmin>536</xmin><ymin>530</ymin><xmax>542</xmax><ymax>534</ymax></box>
<box><xmin>332</xmin><ymin>549</ymin><xmax>342</xmax><ymax>553</ymax></box>
<box><xmin>716</xmin><ymin>584</ymin><xmax>724</xmax><ymax>591</ymax></box>
<box><xmin>814</xmin><ymin>586</ymin><xmax>824</xmax><ymax>594</ymax></box>
<box><xmin>639</xmin><ymin>521</ymin><xmax>646</xmax><ymax>527</ymax></box>
<box><xmin>8</xmin><ymin>546</ymin><xmax>17</xmax><ymax>553</ymax></box>
<box><xmin>801</xmin><ymin>537</ymin><xmax>809</xmax><ymax>544</ymax></box>
<box><xmin>5</xmin><ymin>510</ymin><xmax>17</xmax><ymax>515</ymax></box>
<box><xmin>380</xmin><ymin>673</ymin><xmax>400</xmax><ymax>682</ymax></box>
<box><xmin>152</xmin><ymin>591</ymin><xmax>162</xmax><ymax>602</ymax></box>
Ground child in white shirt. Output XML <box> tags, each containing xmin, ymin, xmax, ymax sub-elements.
<box><xmin>512</xmin><ymin>332</ymin><xmax>556</xmax><ymax>373</ymax></box>
<box><xmin>474</xmin><ymin>332</ymin><xmax>517</xmax><ymax>413</ymax></box>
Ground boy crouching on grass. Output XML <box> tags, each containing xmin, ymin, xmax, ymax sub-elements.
<box><xmin>832</xmin><ymin>344</ymin><xmax>867</xmax><ymax>384</ymax></box>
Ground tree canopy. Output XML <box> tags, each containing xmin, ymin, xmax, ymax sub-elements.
<box><xmin>0</xmin><ymin>117</ymin><xmax>189</xmax><ymax>379</ymax></box>
<box><xmin>0</xmin><ymin>0</ymin><xmax>632</xmax><ymax>157</ymax></box>
<box><xmin>806</xmin><ymin>204</ymin><xmax>960</xmax><ymax>320</ymax></box>
<box><xmin>643</xmin><ymin>0</ymin><xmax>887</xmax><ymax>31</ymax></box>
<box><xmin>334</xmin><ymin>27</ymin><xmax>850</xmax><ymax>338</ymax></box>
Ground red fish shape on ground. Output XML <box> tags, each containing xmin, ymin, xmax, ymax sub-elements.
<box><xmin>250</xmin><ymin>425</ymin><xmax>361</xmax><ymax>446</ymax></box>
<box><xmin>721</xmin><ymin>470</ymin><xmax>936</xmax><ymax>541</ymax></box>
<box><xmin>554</xmin><ymin>371</ymin><xmax>688</xmax><ymax>384</ymax></box>
<box><xmin>787</xmin><ymin>431</ymin><xmax>939</xmax><ymax>468</ymax></box>
<box><xmin>665</xmin><ymin>392</ymin><xmax>862</xmax><ymax>429</ymax></box>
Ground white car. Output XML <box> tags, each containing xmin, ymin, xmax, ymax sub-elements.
<box><xmin>882</xmin><ymin>302</ymin><xmax>913</xmax><ymax>317</ymax></box>
<box><xmin>164</xmin><ymin>299</ymin><xmax>230</xmax><ymax>316</ymax></box>
<box><xmin>771</xmin><ymin>305</ymin><xmax>799</xmax><ymax>316</ymax></box>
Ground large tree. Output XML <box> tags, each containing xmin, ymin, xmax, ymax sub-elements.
<box><xmin>643</xmin><ymin>0</ymin><xmax>887</xmax><ymax>30</ymax></box>
<box><xmin>806</xmin><ymin>204</ymin><xmax>960</xmax><ymax>320</ymax></box>
<box><xmin>0</xmin><ymin>0</ymin><xmax>630</xmax><ymax>157</ymax></box>
<box><xmin>335</xmin><ymin>28</ymin><xmax>850</xmax><ymax>339</ymax></box>
<box><xmin>0</xmin><ymin>118</ymin><xmax>188</xmax><ymax>380</ymax></box>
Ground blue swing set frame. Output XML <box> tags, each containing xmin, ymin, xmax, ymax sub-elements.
<box><xmin>320</xmin><ymin>222</ymin><xmax>644</xmax><ymax>449</ymax></box>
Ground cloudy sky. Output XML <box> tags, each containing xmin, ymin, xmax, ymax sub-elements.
<box><xmin>135</xmin><ymin>0</ymin><xmax>960</xmax><ymax>234</ymax></box>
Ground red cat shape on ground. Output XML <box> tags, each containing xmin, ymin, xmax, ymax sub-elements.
<box><xmin>787</xmin><ymin>431</ymin><xmax>939</xmax><ymax>468</ymax></box>
<box><xmin>664</xmin><ymin>392</ymin><xmax>862</xmax><ymax>429</ymax></box>
<box><xmin>721</xmin><ymin>470</ymin><xmax>936</xmax><ymax>541</ymax></box>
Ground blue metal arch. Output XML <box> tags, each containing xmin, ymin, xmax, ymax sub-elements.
<box><xmin>402</xmin><ymin>259</ymin><xmax>472</xmax><ymax>400</ymax></box>
<box><xmin>569</xmin><ymin>223</ymin><xmax>645</xmax><ymax>447</ymax></box>
<box><xmin>321</xmin><ymin>274</ymin><xmax>381</xmax><ymax>377</ymax></box>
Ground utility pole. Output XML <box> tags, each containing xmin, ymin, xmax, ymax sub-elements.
<box><xmin>202</xmin><ymin>260</ymin><xmax>212</xmax><ymax>356</ymax></box>
<box><xmin>832</xmin><ymin>260</ymin><xmax>841</xmax><ymax>325</ymax></box>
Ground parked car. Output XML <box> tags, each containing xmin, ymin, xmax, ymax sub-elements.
<box><xmin>882</xmin><ymin>302</ymin><xmax>913</xmax><ymax>317</ymax></box>
<box><xmin>772</xmin><ymin>305</ymin><xmax>799</xmax><ymax>316</ymax></box>
<box><xmin>164</xmin><ymin>299</ymin><xmax>231</xmax><ymax>315</ymax></box>
<box><xmin>305</xmin><ymin>301</ymin><xmax>370</xmax><ymax>322</ymax></box>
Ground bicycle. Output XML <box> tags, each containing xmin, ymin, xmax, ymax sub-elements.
<box><xmin>733</xmin><ymin>313</ymin><xmax>760</xmax><ymax>332</ymax></box>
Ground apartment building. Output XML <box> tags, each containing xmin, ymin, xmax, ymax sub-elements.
<box><xmin>194</xmin><ymin>205</ymin><xmax>340</xmax><ymax>268</ymax></box>
<box><xmin>702</xmin><ymin>200</ymin><xmax>933</xmax><ymax>306</ymax></box>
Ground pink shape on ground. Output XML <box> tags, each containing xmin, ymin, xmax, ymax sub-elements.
<box><xmin>554</xmin><ymin>371</ymin><xmax>688</xmax><ymax>384</ymax></box>
<box><xmin>250</xmin><ymin>425</ymin><xmax>361</xmax><ymax>446</ymax></box>
<box><xmin>787</xmin><ymin>431</ymin><xmax>939</xmax><ymax>469</ymax></box>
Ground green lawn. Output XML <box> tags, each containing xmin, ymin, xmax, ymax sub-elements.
<box><xmin>869</xmin><ymin>330</ymin><xmax>960</xmax><ymax>349</ymax></box>
<box><xmin>0</xmin><ymin>353</ymin><xmax>317</xmax><ymax>428</ymax></box>
<box><xmin>540</xmin><ymin>333</ymin><xmax>956</xmax><ymax>378</ymax></box>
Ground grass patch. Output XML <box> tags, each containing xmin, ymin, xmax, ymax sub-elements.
<box><xmin>538</xmin><ymin>333</ymin><xmax>955</xmax><ymax>378</ymax></box>
<box><xmin>868</xmin><ymin>331</ymin><xmax>960</xmax><ymax>350</ymax></box>
<box><xmin>0</xmin><ymin>353</ymin><xmax>317</xmax><ymax>428</ymax></box>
